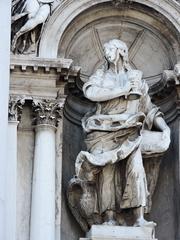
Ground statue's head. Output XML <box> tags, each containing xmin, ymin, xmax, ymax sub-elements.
<box><xmin>103</xmin><ymin>39</ymin><xmax>130</xmax><ymax>70</ymax></box>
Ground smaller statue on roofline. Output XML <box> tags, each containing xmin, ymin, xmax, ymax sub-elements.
<box><xmin>11</xmin><ymin>0</ymin><xmax>56</xmax><ymax>54</ymax></box>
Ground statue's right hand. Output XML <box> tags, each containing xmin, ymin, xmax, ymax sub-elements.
<box><xmin>129</xmin><ymin>78</ymin><xmax>140</xmax><ymax>90</ymax></box>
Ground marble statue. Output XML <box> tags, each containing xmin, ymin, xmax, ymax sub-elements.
<box><xmin>67</xmin><ymin>39</ymin><xmax>171</xmax><ymax>232</ymax></box>
<box><xmin>11</xmin><ymin>0</ymin><xmax>54</xmax><ymax>54</ymax></box>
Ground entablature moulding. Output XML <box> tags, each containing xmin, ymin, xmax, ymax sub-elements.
<box><xmin>10</xmin><ymin>56</ymin><xmax>81</xmax><ymax>100</ymax></box>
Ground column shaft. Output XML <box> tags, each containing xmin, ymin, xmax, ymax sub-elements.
<box><xmin>30</xmin><ymin>125</ymin><xmax>56</xmax><ymax>240</ymax></box>
<box><xmin>7</xmin><ymin>121</ymin><xmax>19</xmax><ymax>240</ymax></box>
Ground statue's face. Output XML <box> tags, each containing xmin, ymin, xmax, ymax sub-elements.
<box><xmin>104</xmin><ymin>45</ymin><xmax>118</xmax><ymax>63</ymax></box>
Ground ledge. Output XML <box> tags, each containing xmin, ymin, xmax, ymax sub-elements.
<box><xmin>10</xmin><ymin>55</ymin><xmax>81</xmax><ymax>99</ymax></box>
<box><xmin>10</xmin><ymin>55</ymin><xmax>80</xmax><ymax>74</ymax></box>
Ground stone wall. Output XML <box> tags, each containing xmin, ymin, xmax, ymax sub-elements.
<box><xmin>9</xmin><ymin>1</ymin><xmax>180</xmax><ymax>240</ymax></box>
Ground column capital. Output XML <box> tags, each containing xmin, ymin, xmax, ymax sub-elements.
<box><xmin>32</xmin><ymin>98</ymin><xmax>65</xmax><ymax>127</ymax></box>
<box><xmin>8</xmin><ymin>95</ymin><xmax>25</xmax><ymax>122</ymax></box>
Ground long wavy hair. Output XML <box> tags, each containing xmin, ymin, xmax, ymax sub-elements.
<box><xmin>103</xmin><ymin>39</ymin><xmax>131</xmax><ymax>72</ymax></box>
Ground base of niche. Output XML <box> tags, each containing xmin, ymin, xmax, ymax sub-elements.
<box><xmin>80</xmin><ymin>225</ymin><xmax>157</xmax><ymax>240</ymax></box>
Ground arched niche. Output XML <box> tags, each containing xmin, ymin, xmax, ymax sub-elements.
<box><xmin>57</xmin><ymin>2</ymin><xmax>178</xmax><ymax>86</ymax></box>
<box><xmin>39</xmin><ymin>0</ymin><xmax>180</xmax><ymax>60</ymax></box>
<box><xmin>46</xmin><ymin>1</ymin><xmax>180</xmax><ymax>125</ymax></box>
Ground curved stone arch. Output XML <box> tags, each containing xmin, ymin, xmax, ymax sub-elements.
<box><xmin>38</xmin><ymin>0</ymin><xmax>180</xmax><ymax>58</ymax></box>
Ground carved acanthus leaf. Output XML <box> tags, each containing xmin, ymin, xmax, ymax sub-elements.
<box><xmin>8</xmin><ymin>96</ymin><xmax>25</xmax><ymax>121</ymax></box>
<box><xmin>32</xmin><ymin>98</ymin><xmax>65</xmax><ymax>126</ymax></box>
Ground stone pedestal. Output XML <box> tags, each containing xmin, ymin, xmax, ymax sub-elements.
<box><xmin>80</xmin><ymin>225</ymin><xmax>157</xmax><ymax>240</ymax></box>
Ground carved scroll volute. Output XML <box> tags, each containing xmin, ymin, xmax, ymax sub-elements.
<box><xmin>32</xmin><ymin>98</ymin><xmax>65</xmax><ymax>127</ymax></box>
<box><xmin>8</xmin><ymin>96</ymin><xmax>25</xmax><ymax>121</ymax></box>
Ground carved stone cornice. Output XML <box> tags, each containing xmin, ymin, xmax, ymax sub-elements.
<box><xmin>8</xmin><ymin>95</ymin><xmax>25</xmax><ymax>121</ymax></box>
<box><xmin>10</xmin><ymin>56</ymin><xmax>73</xmax><ymax>73</ymax></box>
<box><xmin>10</xmin><ymin>56</ymin><xmax>81</xmax><ymax>99</ymax></box>
<box><xmin>32</xmin><ymin>97</ymin><xmax>65</xmax><ymax>126</ymax></box>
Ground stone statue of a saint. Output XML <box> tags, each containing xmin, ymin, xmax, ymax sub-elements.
<box><xmin>67</xmin><ymin>39</ymin><xmax>171</xmax><ymax>232</ymax></box>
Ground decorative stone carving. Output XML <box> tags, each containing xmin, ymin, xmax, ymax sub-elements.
<box><xmin>10</xmin><ymin>56</ymin><xmax>80</xmax><ymax>99</ymax></box>
<box><xmin>11</xmin><ymin>0</ymin><xmax>56</xmax><ymax>54</ymax></box>
<box><xmin>112</xmin><ymin>0</ymin><xmax>132</xmax><ymax>6</ymax></box>
<box><xmin>8</xmin><ymin>95</ymin><xmax>25</xmax><ymax>121</ymax></box>
<box><xmin>32</xmin><ymin>98</ymin><xmax>65</xmax><ymax>126</ymax></box>
<box><xmin>163</xmin><ymin>63</ymin><xmax>180</xmax><ymax>85</ymax></box>
<box><xmin>67</xmin><ymin>39</ymin><xmax>171</xmax><ymax>232</ymax></box>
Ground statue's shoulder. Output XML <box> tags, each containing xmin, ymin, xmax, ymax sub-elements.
<box><xmin>82</xmin><ymin>68</ymin><xmax>104</xmax><ymax>92</ymax></box>
<box><xmin>89</xmin><ymin>68</ymin><xmax>105</xmax><ymax>83</ymax></box>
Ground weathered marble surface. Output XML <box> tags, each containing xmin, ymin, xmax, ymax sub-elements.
<box><xmin>11</xmin><ymin>0</ymin><xmax>57</xmax><ymax>54</ymax></box>
<box><xmin>67</xmin><ymin>39</ymin><xmax>170</xmax><ymax>232</ymax></box>
<box><xmin>8</xmin><ymin>1</ymin><xmax>180</xmax><ymax>240</ymax></box>
<box><xmin>17</xmin><ymin>106</ymin><xmax>34</xmax><ymax>240</ymax></box>
<box><xmin>85</xmin><ymin>225</ymin><xmax>156</xmax><ymax>240</ymax></box>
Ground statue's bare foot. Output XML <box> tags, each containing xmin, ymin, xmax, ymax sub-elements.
<box><xmin>102</xmin><ymin>219</ymin><xmax>118</xmax><ymax>226</ymax></box>
<box><xmin>134</xmin><ymin>218</ymin><xmax>157</xmax><ymax>228</ymax></box>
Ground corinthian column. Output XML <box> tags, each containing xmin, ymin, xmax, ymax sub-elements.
<box><xmin>30</xmin><ymin>98</ymin><xmax>64</xmax><ymax>240</ymax></box>
<box><xmin>7</xmin><ymin>96</ymin><xmax>25</xmax><ymax>240</ymax></box>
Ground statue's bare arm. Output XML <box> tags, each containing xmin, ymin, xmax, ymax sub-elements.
<box><xmin>83</xmin><ymin>82</ymin><xmax>131</xmax><ymax>102</ymax></box>
<box><xmin>153</xmin><ymin>116</ymin><xmax>170</xmax><ymax>139</ymax></box>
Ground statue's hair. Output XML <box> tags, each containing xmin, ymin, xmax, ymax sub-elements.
<box><xmin>103</xmin><ymin>39</ymin><xmax>131</xmax><ymax>71</ymax></box>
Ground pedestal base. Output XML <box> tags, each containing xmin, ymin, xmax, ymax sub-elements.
<box><xmin>80</xmin><ymin>225</ymin><xmax>157</xmax><ymax>240</ymax></box>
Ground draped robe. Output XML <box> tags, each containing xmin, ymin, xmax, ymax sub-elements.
<box><xmin>75</xmin><ymin>68</ymin><xmax>169</xmax><ymax>214</ymax></box>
